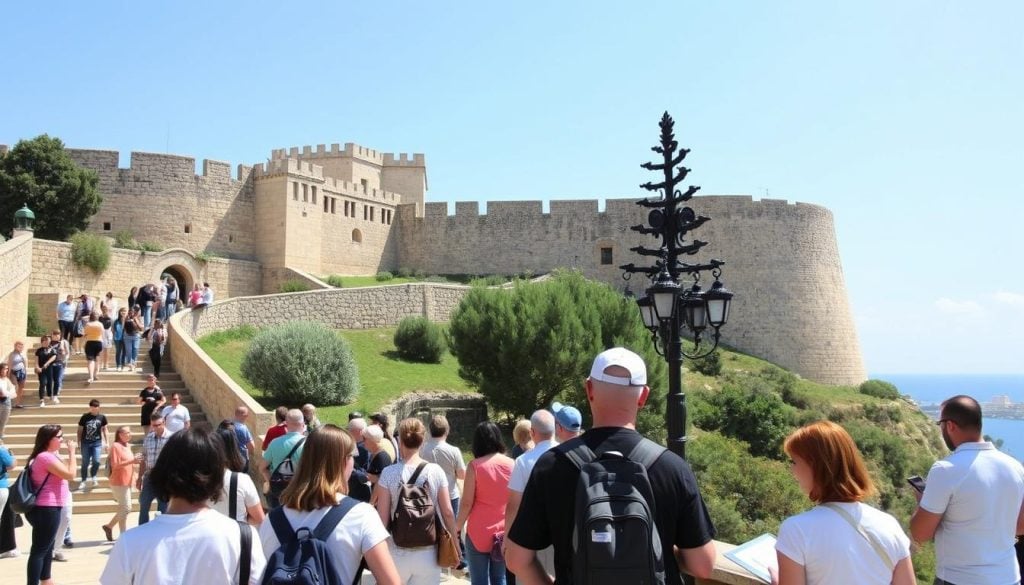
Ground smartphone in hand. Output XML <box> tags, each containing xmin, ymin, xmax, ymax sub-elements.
<box><xmin>907</xmin><ymin>475</ymin><xmax>926</xmax><ymax>493</ymax></box>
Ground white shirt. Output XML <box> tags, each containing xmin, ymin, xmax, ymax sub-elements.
<box><xmin>259</xmin><ymin>496</ymin><xmax>389</xmax><ymax>584</ymax></box>
<box><xmin>202</xmin><ymin>287</ymin><xmax>214</xmax><ymax>304</ymax></box>
<box><xmin>160</xmin><ymin>404</ymin><xmax>191</xmax><ymax>435</ymax></box>
<box><xmin>920</xmin><ymin>441</ymin><xmax>1024</xmax><ymax>585</ymax></box>
<box><xmin>100</xmin><ymin>508</ymin><xmax>266</xmax><ymax>585</ymax></box>
<box><xmin>378</xmin><ymin>460</ymin><xmax>449</xmax><ymax>521</ymax></box>
<box><xmin>0</xmin><ymin>377</ymin><xmax>14</xmax><ymax>400</ymax></box>
<box><xmin>421</xmin><ymin>439</ymin><xmax>465</xmax><ymax>499</ymax></box>
<box><xmin>210</xmin><ymin>470</ymin><xmax>261</xmax><ymax>522</ymax></box>
<box><xmin>776</xmin><ymin>501</ymin><xmax>910</xmax><ymax>585</ymax></box>
<box><xmin>508</xmin><ymin>439</ymin><xmax>556</xmax><ymax>493</ymax></box>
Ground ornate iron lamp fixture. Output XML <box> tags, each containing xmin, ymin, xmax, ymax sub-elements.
<box><xmin>620</xmin><ymin>112</ymin><xmax>735</xmax><ymax>458</ymax></box>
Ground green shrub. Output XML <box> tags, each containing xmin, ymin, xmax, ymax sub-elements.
<box><xmin>692</xmin><ymin>380</ymin><xmax>795</xmax><ymax>459</ymax></box>
<box><xmin>69</xmin><ymin>232</ymin><xmax>110</xmax><ymax>274</ymax></box>
<box><xmin>26</xmin><ymin>301</ymin><xmax>48</xmax><ymax>336</ymax></box>
<box><xmin>414</xmin><ymin>269</ymin><xmax>426</xmax><ymax>279</ymax></box>
<box><xmin>324</xmin><ymin>275</ymin><xmax>345</xmax><ymax>287</ymax></box>
<box><xmin>241</xmin><ymin>321</ymin><xmax>360</xmax><ymax>405</ymax></box>
<box><xmin>138</xmin><ymin>241</ymin><xmax>163</xmax><ymax>253</ymax></box>
<box><xmin>469</xmin><ymin>275</ymin><xmax>508</xmax><ymax>287</ymax></box>
<box><xmin>397</xmin><ymin>266</ymin><xmax>413</xmax><ymax>278</ymax></box>
<box><xmin>113</xmin><ymin>230</ymin><xmax>135</xmax><ymax>249</ymax></box>
<box><xmin>194</xmin><ymin>251</ymin><xmax>220</xmax><ymax>263</ymax></box>
<box><xmin>280</xmin><ymin>280</ymin><xmax>311</xmax><ymax>293</ymax></box>
<box><xmin>859</xmin><ymin>379</ymin><xmax>900</xmax><ymax>400</ymax></box>
<box><xmin>375</xmin><ymin>271</ymin><xmax>394</xmax><ymax>282</ymax></box>
<box><xmin>688</xmin><ymin>350</ymin><xmax>722</xmax><ymax>376</ymax></box>
<box><xmin>393</xmin><ymin>316</ymin><xmax>446</xmax><ymax>363</ymax></box>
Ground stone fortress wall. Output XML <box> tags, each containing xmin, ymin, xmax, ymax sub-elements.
<box><xmin>43</xmin><ymin>140</ymin><xmax>865</xmax><ymax>386</ymax></box>
<box><xmin>395</xmin><ymin>196</ymin><xmax>866</xmax><ymax>386</ymax></box>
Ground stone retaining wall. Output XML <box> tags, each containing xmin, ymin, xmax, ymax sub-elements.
<box><xmin>380</xmin><ymin>391</ymin><xmax>488</xmax><ymax>443</ymax></box>
<box><xmin>0</xmin><ymin>234</ymin><xmax>33</xmax><ymax>351</ymax></box>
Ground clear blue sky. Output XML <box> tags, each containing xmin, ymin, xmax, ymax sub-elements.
<box><xmin>3</xmin><ymin>1</ymin><xmax>1021</xmax><ymax>374</ymax></box>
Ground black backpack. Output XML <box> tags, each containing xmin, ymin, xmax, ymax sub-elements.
<box><xmin>269</xmin><ymin>438</ymin><xmax>305</xmax><ymax>497</ymax></box>
<box><xmin>389</xmin><ymin>462</ymin><xmax>437</xmax><ymax>548</ymax></box>
<box><xmin>564</xmin><ymin>438</ymin><xmax>667</xmax><ymax>585</ymax></box>
<box><xmin>261</xmin><ymin>498</ymin><xmax>358</xmax><ymax>585</ymax></box>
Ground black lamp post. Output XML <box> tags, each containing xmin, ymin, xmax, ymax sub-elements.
<box><xmin>620</xmin><ymin>112</ymin><xmax>734</xmax><ymax>459</ymax></box>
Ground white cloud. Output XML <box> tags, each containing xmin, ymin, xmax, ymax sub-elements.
<box><xmin>993</xmin><ymin>290</ymin><xmax>1024</xmax><ymax>307</ymax></box>
<box><xmin>934</xmin><ymin>297</ymin><xmax>983</xmax><ymax>315</ymax></box>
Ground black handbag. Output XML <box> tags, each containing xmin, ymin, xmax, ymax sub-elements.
<box><xmin>9</xmin><ymin>460</ymin><xmax>50</xmax><ymax>514</ymax></box>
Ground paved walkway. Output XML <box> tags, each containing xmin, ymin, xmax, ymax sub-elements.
<box><xmin>6</xmin><ymin>512</ymin><xmax>470</xmax><ymax>584</ymax></box>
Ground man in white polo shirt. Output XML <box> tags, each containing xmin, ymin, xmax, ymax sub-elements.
<box><xmin>910</xmin><ymin>394</ymin><xmax>1024</xmax><ymax>585</ymax></box>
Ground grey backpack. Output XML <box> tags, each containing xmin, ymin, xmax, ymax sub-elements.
<box><xmin>564</xmin><ymin>438</ymin><xmax>667</xmax><ymax>585</ymax></box>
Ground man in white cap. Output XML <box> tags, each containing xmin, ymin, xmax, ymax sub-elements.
<box><xmin>550</xmin><ymin>401</ymin><xmax>583</xmax><ymax>442</ymax></box>
<box><xmin>506</xmin><ymin>347</ymin><xmax>717</xmax><ymax>584</ymax></box>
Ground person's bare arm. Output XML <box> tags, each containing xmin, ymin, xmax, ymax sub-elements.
<box><xmin>454</xmin><ymin>463</ymin><xmax>476</xmax><ymax>533</ymax></box>
<box><xmin>1016</xmin><ymin>497</ymin><xmax>1023</xmax><ymax>536</ymax></box>
<box><xmin>674</xmin><ymin>541</ymin><xmax>717</xmax><ymax>580</ymax></box>
<box><xmin>374</xmin><ymin>484</ymin><xmax>391</xmax><ymax>527</ymax></box>
<box><xmin>437</xmin><ymin>484</ymin><xmax>457</xmax><ymax>535</ymax></box>
<box><xmin>44</xmin><ymin>442</ymin><xmax>78</xmax><ymax>481</ymax></box>
<box><xmin>891</xmin><ymin>556</ymin><xmax>916</xmax><ymax>585</ymax></box>
<box><xmin>364</xmin><ymin>540</ymin><xmax>401</xmax><ymax>585</ymax></box>
<box><xmin>505</xmin><ymin>490</ymin><xmax>522</xmax><ymax>537</ymax></box>
<box><xmin>771</xmin><ymin>551</ymin><xmax>806</xmax><ymax>585</ymax></box>
<box><xmin>246</xmin><ymin>502</ymin><xmax>265</xmax><ymax>527</ymax></box>
<box><xmin>910</xmin><ymin>506</ymin><xmax>943</xmax><ymax>544</ymax></box>
<box><xmin>506</xmin><ymin>540</ymin><xmax>553</xmax><ymax>585</ymax></box>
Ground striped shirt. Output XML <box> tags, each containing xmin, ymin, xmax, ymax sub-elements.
<box><xmin>142</xmin><ymin>431</ymin><xmax>170</xmax><ymax>476</ymax></box>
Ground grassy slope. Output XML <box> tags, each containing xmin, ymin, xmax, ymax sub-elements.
<box><xmin>197</xmin><ymin>326</ymin><xmax>473</xmax><ymax>426</ymax></box>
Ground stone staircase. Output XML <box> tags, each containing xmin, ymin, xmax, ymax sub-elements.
<box><xmin>4</xmin><ymin>350</ymin><xmax>209</xmax><ymax>515</ymax></box>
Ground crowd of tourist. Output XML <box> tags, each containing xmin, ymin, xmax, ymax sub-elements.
<box><xmin>0</xmin><ymin>344</ymin><xmax>1021</xmax><ymax>585</ymax></box>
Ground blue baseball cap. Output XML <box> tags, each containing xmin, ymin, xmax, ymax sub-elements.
<box><xmin>551</xmin><ymin>401</ymin><xmax>583</xmax><ymax>432</ymax></box>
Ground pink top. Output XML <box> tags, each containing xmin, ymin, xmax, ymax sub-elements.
<box><xmin>31</xmin><ymin>451</ymin><xmax>67</xmax><ymax>507</ymax></box>
<box><xmin>466</xmin><ymin>454</ymin><xmax>514</xmax><ymax>553</ymax></box>
<box><xmin>188</xmin><ymin>290</ymin><xmax>202</xmax><ymax>306</ymax></box>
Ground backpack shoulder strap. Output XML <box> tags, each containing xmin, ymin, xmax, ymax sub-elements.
<box><xmin>269</xmin><ymin>505</ymin><xmax>296</xmax><ymax>546</ymax></box>
<box><xmin>228</xmin><ymin>471</ymin><xmax>239</xmax><ymax>520</ymax></box>
<box><xmin>237</xmin><ymin>520</ymin><xmax>252</xmax><ymax>585</ymax></box>
<box><xmin>628</xmin><ymin>437</ymin><xmax>668</xmax><ymax>469</ymax></box>
<box><xmin>563</xmin><ymin>441</ymin><xmax>596</xmax><ymax>471</ymax></box>
<box><xmin>312</xmin><ymin>496</ymin><xmax>359</xmax><ymax>541</ymax></box>
<box><xmin>407</xmin><ymin>462</ymin><xmax>428</xmax><ymax>486</ymax></box>
<box><xmin>273</xmin><ymin>437</ymin><xmax>306</xmax><ymax>474</ymax></box>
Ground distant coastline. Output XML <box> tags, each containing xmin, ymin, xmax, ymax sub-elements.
<box><xmin>916</xmin><ymin>397</ymin><xmax>1024</xmax><ymax>421</ymax></box>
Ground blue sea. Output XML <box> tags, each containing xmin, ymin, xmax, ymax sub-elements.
<box><xmin>873</xmin><ymin>374</ymin><xmax>1024</xmax><ymax>462</ymax></box>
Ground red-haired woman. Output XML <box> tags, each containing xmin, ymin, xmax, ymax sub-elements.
<box><xmin>771</xmin><ymin>420</ymin><xmax>915</xmax><ymax>585</ymax></box>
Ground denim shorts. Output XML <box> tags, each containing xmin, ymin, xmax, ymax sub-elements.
<box><xmin>13</xmin><ymin>369</ymin><xmax>25</xmax><ymax>383</ymax></box>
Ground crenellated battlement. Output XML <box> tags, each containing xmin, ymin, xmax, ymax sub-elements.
<box><xmin>66</xmin><ymin>148</ymin><xmax>252</xmax><ymax>183</ymax></box>
<box><xmin>320</xmin><ymin>177</ymin><xmax>402</xmax><ymax>204</ymax></box>
<box><xmin>268</xmin><ymin>142</ymin><xmax>423</xmax><ymax>167</ymax></box>
<box><xmin>252</xmin><ymin>158</ymin><xmax>324</xmax><ymax>179</ymax></box>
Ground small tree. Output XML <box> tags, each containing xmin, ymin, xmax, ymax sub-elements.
<box><xmin>448</xmin><ymin>270</ymin><xmax>666</xmax><ymax>440</ymax></box>
<box><xmin>688</xmin><ymin>350</ymin><xmax>722</xmax><ymax>376</ymax></box>
<box><xmin>241</xmin><ymin>322</ymin><xmax>360</xmax><ymax>405</ymax></box>
<box><xmin>859</xmin><ymin>379</ymin><xmax>900</xmax><ymax>400</ymax></box>
<box><xmin>393</xmin><ymin>316</ymin><xmax>445</xmax><ymax>363</ymax></box>
<box><xmin>0</xmin><ymin>135</ymin><xmax>101</xmax><ymax>240</ymax></box>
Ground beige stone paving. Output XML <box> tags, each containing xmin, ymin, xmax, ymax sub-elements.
<box><xmin>7</xmin><ymin>512</ymin><xmax>470</xmax><ymax>584</ymax></box>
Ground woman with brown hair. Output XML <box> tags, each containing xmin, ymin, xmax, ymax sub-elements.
<box><xmin>375</xmin><ymin>417</ymin><xmax>460</xmax><ymax>584</ymax></box>
<box><xmin>25</xmin><ymin>424</ymin><xmax>77</xmax><ymax>585</ymax></box>
<box><xmin>259</xmin><ymin>424</ymin><xmax>400</xmax><ymax>585</ymax></box>
<box><xmin>771</xmin><ymin>420</ymin><xmax>915</xmax><ymax>585</ymax></box>
<box><xmin>102</xmin><ymin>426</ymin><xmax>140</xmax><ymax>541</ymax></box>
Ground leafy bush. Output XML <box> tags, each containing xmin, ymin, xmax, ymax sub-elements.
<box><xmin>414</xmin><ymin>269</ymin><xmax>426</xmax><ymax>279</ymax></box>
<box><xmin>280</xmin><ymin>280</ymin><xmax>311</xmax><ymax>293</ymax></box>
<box><xmin>375</xmin><ymin>271</ymin><xmax>394</xmax><ymax>282</ymax></box>
<box><xmin>194</xmin><ymin>251</ymin><xmax>220</xmax><ymax>263</ymax></box>
<box><xmin>397</xmin><ymin>266</ymin><xmax>414</xmax><ymax>278</ymax></box>
<box><xmin>691</xmin><ymin>379</ymin><xmax>795</xmax><ymax>459</ymax></box>
<box><xmin>469</xmin><ymin>275</ymin><xmax>508</xmax><ymax>287</ymax></box>
<box><xmin>113</xmin><ymin>230</ymin><xmax>135</xmax><ymax>249</ymax></box>
<box><xmin>688</xmin><ymin>350</ymin><xmax>722</xmax><ymax>376</ymax></box>
<box><xmin>859</xmin><ymin>379</ymin><xmax>900</xmax><ymax>400</ymax></box>
<box><xmin>69</xmin><ymin>232</ymin><xmax>110</xmax><ymax>274</ymax></box>
<box><xmin>27</xmin><ymin>301</ymin><xmax>48</xmax><ymax>336</ymax></box>
<box><xmin>324</xmin><ymin>274</ymin><xmax>345</xmax><ymax>287</ymax></box>
<box><xmin>241</xmin><ymin>321</ymin><xmax>360</xmax><ymax>405</ymax></box>
<box><xmin>138</xmin><ymin>241</ymin><xmax>163</xmax><ymax>253</ymax></box>
<box><xmin>393</xmin><ymin>316</ymin><xmax>446</xmax><ymax>363</ymax></box>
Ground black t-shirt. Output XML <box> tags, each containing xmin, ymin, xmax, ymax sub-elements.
<box><xmin>508</xmin><ymin>427</ymin><xmax>716</xmax><ymax>585</ymax></box>
<box><xmin>367</xmin><ymin>450</ymin><xmax>393</xmax><ymax>477</ymax></box>
<box><xmin>78</xmin><ymin>412</ymin><xmax>109</xmax><ymax>443</ymax></box>
<box><xmin>354</xmin><ymin>442</ymin><xmax>369</xmax><ymax>471</ymax></box>
<box><xmin>35</xmin><ymin>346</ymin><xmax>55</xmax><ymax>369</ymax></box>
<box><xmin>139</xmin><ymin>387</ymin><xmax>164</xmax><ymax>420</ymax></box>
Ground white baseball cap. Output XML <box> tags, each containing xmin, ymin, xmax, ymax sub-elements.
<box><xmin>589</xmin><ymin>347</ymin><xmax>647</xmax><ymax>386</ymax></box>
